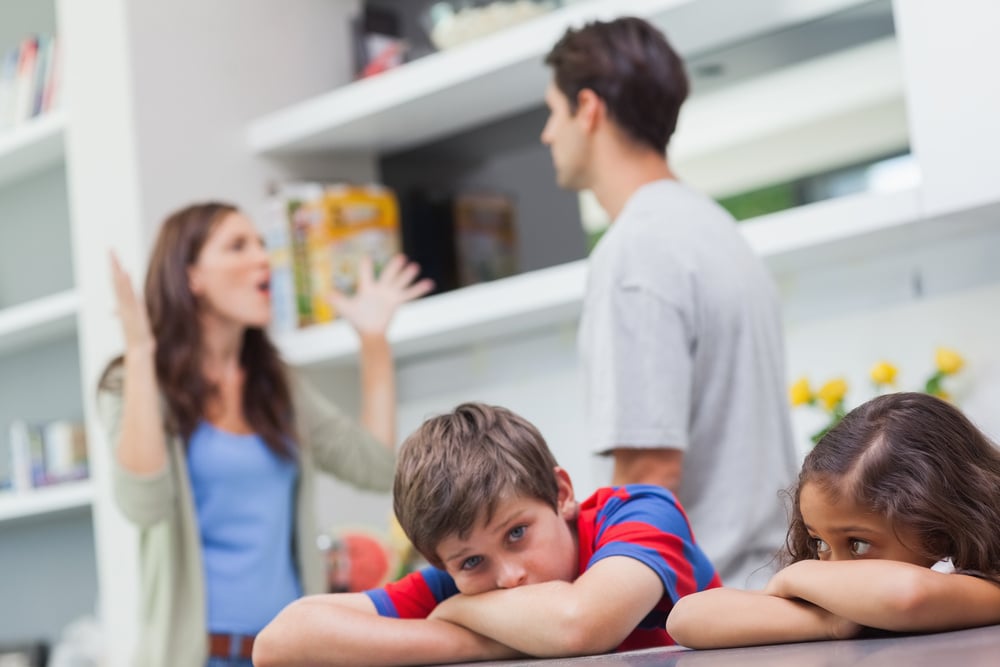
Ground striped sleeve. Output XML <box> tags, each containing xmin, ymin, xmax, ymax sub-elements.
<box><xmin>588</xmin><ymin>485</ymin><xmax>718</xmax><ymax>601</ymax></box>
<box><xmin>363</xmin><ymin>567</ymin><xmax>459</xmax><ymax>619</ymax></box>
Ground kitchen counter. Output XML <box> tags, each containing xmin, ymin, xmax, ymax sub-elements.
<box><xmin>451</xmin><ymin>624</ymin><xmax>1000</xmax><ymax>666</ymax></box>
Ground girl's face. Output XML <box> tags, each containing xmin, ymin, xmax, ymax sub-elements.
<box><xmin>799</xmin><ymin>481</ymin><xmax>935</xmax><ymax>566</ymax></box>
<box><xmin>187</xmin><ymin>212</ymin><xmax>272</xmax><ymax>329</ymax></box>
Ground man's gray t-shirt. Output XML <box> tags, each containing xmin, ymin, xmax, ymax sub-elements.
<box><xmin>578</xmin><ymin>179</ymin><xmax>798</xmax><ymax>587</ymax></box>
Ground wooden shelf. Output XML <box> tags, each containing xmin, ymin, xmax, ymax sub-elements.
<box><xmin>248</xmin><ymin>0</ymin><xmax>872</xmax><ymax>156</ymax></box>
<box><xmin>0</xmin><ymin>480</ymin><xmax>93</xmax><ymax>525</ymax></box>
<box><xmin>0</xmin><ymin>111</ymin><xmax>67</xmax><ymax>188</ymax></box>
<box><xmin>0</xmin><ymin>289</ymin><xmax>79</xmax><ymax>356</ymax></box>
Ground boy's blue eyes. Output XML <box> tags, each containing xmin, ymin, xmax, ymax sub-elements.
<box><xmin>460</xmin><ymin>555</ymin><xmax>483</xmax><ymax>571</ymax></box>
<box><xmin>457</xmin><ymin>525</ymin><xmax>528</xmax><ymax>572</ymax></box>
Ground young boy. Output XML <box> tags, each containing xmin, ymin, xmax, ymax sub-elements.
<box><xmin>253</xmin><ymin>403</ymin><xmax>719</xmax><ymax>666</ymax></box>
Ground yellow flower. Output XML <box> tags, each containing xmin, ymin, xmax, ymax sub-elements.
<box><xmin>934</xmin><ymin>390</ymin><xmax>952</xmax><ymax>402</ymax></box>
<box><xmin>817</xmin><ymin>378</ymin><xmax>848</xmax><ymax>411</ymax></box>
<box><xmin>870</xmin><ymin>361</ymin><xmax>898</xmax><ymax>386</ymax></box>
<box><xmin>789</xmin><ymin>377</ymin><xmax>812</xmax><ymax>406</ymax></box>
<box><xmin>935</xmin><ymin>348</ymin><xmax>964</xmax><ymax>375</ymax></box>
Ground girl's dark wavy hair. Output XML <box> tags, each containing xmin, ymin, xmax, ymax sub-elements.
<box><xmin>784</xmin><ymin>392</ymin><xmax>1000</xmax><ymax>582</ymax></box>
<box><xmin>99</xmin><ymin>202</ymin><xmax>296</xmax><ymax>458</ymax></box>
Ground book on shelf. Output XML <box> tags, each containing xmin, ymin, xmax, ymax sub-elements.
<box><xmin>1</xmin><ymin>419</ymin><xmax>88</xmax><ymax>494</ymax></box>
<box><xmin>267</xmin><ymin>182</ymin><xmax>402</xmax><ymax>331</ymax></box>
<box><xmin>0</xmin><ymin>33</ymin><xmax>61</xmax><ymax>132</ymax></box>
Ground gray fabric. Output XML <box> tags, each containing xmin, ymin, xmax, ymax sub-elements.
<box><xmin>578</xmin><ymin>179</ymin><xmax>798</xmax><ymax>588</ymax></box>
<box><xmin>97</xmin><ymin>364</ymin><xmax>395</xmax><ymax>667</ymax></box>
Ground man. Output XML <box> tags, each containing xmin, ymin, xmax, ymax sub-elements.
<box><xmin>541</xmin><ymin>16</ymin><xmax>798</xmax><ymax>587</ymax></box>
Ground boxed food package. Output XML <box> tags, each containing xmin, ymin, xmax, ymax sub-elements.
<box><xmin>270</xmin><ymin>183</ymin><xmax>402</xmax><ymax>328</ymax></box>
<box><xmin>309</xmin><ymin>184</ymin><xmax>401</xmax><ymax>324</ymax></box>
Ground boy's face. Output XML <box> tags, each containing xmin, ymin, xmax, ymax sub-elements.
<box><xmin>436</xmin><ymin>467</ymin><xmax>580</xmax><ymax>595</ymax></box>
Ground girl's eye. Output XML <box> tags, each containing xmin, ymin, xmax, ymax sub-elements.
<box><xmin>850</xmin><ymin>539</ymin><xmax>872</xmax><ymax>556</ymax></box>
<box><xmin>230</xmin><ymin>237</ymin><xmax>247</xmax><ymax>251</ymax></box>
<box><xmin>812</xmin><ymin>537</ymin><xmax>831</xmax><ymax>557</ymax></box>
<box><xmin>508</xmin><ymin>525</ymin><xmax>526</xmax><ymax>542</ymax></box>
<box><xmin>460</xmin><ymin>555</ymin><xmax>483</xmax><ymax>571</ymax></box>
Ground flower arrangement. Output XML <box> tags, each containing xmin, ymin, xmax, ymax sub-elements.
<box><xmin>789</xmin><ymin>347</ymin><xmax>965</xmax><ymax>445</ymax></box>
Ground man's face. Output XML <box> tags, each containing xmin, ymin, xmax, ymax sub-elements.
<box><xmin>435</xmin><ymin>468</ymin><xmax>580</xmax><ymax>595</ymax></box>
<box><xmin>541</xmin><ymin>81</ymin><xmax>591</xmax><ymax>191</ymax></box>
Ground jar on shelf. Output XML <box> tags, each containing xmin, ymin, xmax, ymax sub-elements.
<box><xmin>422</xmin><ymin>0</ymin><xmax>564</xmax><ymax>51</ymax></box>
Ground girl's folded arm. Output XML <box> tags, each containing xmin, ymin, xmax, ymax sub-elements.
<box><xmin>666</xmin><ymin>587</ymin><xmax>859</xmax><ymax>649</ymax></box>
<box><xmin>768</xmin><ymin>559</ymin><xmax>1000</xmax><ymax>632</ymax></box>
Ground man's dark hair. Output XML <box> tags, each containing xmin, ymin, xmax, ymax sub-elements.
<box><xmin>544</xmin><ymin>16</ymin><xmax>689</xmax><ymax>153</ymax></box>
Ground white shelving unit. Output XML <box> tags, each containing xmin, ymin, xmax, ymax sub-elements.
<box><xmin>0</xmin><ymin>111</ymin><xmax>66</xmax><ymax>188</ymax></box>
<box><xmin>251</xmin><ymin>0</ymin><xmax>1000</xmax><ymax>373</ymax></box>
<box><xmin>0</xmin><ymin>289</ymin><xmax>79</xmax><ymax>356</ymax></box>
<box><xmin>276</xmin><ymin>261</ymin><xmax>587</xmax><ymax>366</ymax></box>
<box><xmin>248</xmin><ymin>0</ymin><xmax>874</xmax><ymax>155</ymax></box>
<box><xmin>273</xmin><ymin>187</ymin><xmax>943</xmax><ymax>367</ymax></box>
<box><xmin>0</xmin><ymin>480</ymin><xmax>93</xmax><ymax>524</ymax></box>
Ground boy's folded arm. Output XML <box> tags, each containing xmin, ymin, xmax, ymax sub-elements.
<box><xmin>767</xmin><ymin>559</ymin><xmax>1000</xmax><ymax>632</ymax></box>
<box><xmin>429</xmin><ymin>556</ymin><xmax>663</xmax><ymax>657</ymax></box>
<box><xmin>665</xmin><ymin>588</ymin><xmax>860</xmax><ymax>649</ymax></box>
<box><xmin>252</xmin><ymin>592</ymin><xmax>522</xmax><ymax>667</ymax></box>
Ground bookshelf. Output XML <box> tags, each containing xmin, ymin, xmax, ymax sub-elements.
<box><xmin>0</xmin><ymin>0</ymin><xmax>98</xmax><ymax>651</ymax></box>
<box><xmin>0</xmin><ymin>289</ymin><xmax>78</xmax><ymax>356</ymax></box>
<box><xmin>0</xmin><ymin>480</ymin><xmax>92</xmax><ymax>524</ymax></box>
<box><xmin>0</xmin><ymin>111</ymin><xmax>66</xmax><ymax>188</ymax></box>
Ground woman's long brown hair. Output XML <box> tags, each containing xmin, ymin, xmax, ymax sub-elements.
<box><xmin>100</xmin><ymin>203</ymin><xmax>296</xmax><ymax>458</ymax></box>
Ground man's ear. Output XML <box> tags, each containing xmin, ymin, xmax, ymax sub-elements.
<box><xmin>575</xmin><ymin>88</ymin><xmax>604</xmax><ymax>132</ymax></box>
<box><xmin>554</xmin><ymin>466</ymin><xmax>579</xmax><ymax>520</ymax></box>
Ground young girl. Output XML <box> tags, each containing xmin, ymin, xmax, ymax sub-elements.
<box><xmin>667</xmin><ymin>391</ymin><xmax>1000</xmax><ymax>648</ymax></box>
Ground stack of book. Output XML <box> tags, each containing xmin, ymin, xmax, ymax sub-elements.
<box><xmin>0</xmin><ymin>34</ymin><xmax>61</xmax><ymax>132</ymax></box>
<box><xmin>0</xmin><ymin>419</ymin><xmax>88</xmax><ymax>493</ymax></box>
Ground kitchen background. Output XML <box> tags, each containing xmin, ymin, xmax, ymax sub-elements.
<box><xmin>1</xmin><ymin>0</ymin><xmax>998</xmax><ymax>664</ymax></box>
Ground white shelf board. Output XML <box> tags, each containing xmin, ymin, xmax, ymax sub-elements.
<box><xmin>0</xmin><ymin>289</ymin><xmax>80</xmax><ymax>356</ymax></box>
<box><xmin>0</xmin><ymin>111</ymin><xmax>67</xmax><ymax>187</ymax></box>
<box><xmin>269</xmin><ymin>184</ymin><xmax>1000</xmax><ymax>370</ymax></box>
<box><xmin>248</xmin><ymin>0</ymin><xmax>872</xmax><ymax>156</ymax></box>
<box><xmin>0</xmin><ymin>480</ymin><xmax>93</xmax><ymax>524</ymax></box>
<box><xmin>744</xmin><ymin>187</ymin><xmax>923</xmax><ymax>273</ymax></box>
<box><xmin>275</xmin><ymin>260</ymin><xmax>587</xmax><ymax>366</ymax></box>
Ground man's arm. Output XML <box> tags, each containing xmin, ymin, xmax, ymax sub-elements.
<box><xmin>611</xmin><ymin>447</ymin><xmax>684</xmax><ymax>491</ymax></box>
<box><xmin>429</xmin><ymin>556</ymin><xmax>663</xmax><ymax>657</ymax></box>
<box><xmin>665</xmin><ymin>587</ymin><xmax>860</xmax><ymax>649</ymax></box>
<box><xmin>253</xmin><ymin>593</ymin><xmax>522</xmax><ymax>667</ymax></box>
<box><xmin>766</xmin><ymin>559</ymin><xmax>1000</xmax><ymax>632</ymax></box>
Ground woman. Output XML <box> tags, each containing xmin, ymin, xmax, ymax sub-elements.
<box><xmin>97</xmin><ymin>202</ymin><xmax>431</xmax><ymax>667</ymax></box>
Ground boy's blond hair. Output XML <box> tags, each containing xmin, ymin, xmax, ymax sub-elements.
<box><xmin>393</xmin><ymin>403</ymin><xmax>560</xmax><ymax>568</ymax></box>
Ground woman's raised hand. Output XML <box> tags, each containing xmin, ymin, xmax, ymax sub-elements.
<box><xmin>330</xmin><ymin>254</ymin><xmax>433</xmax><ymax>338</ymax></box>
<box><xmin>109</xmin><ymin>251</ymin><xmax>155</xmax><ymax>352</ymax></box>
